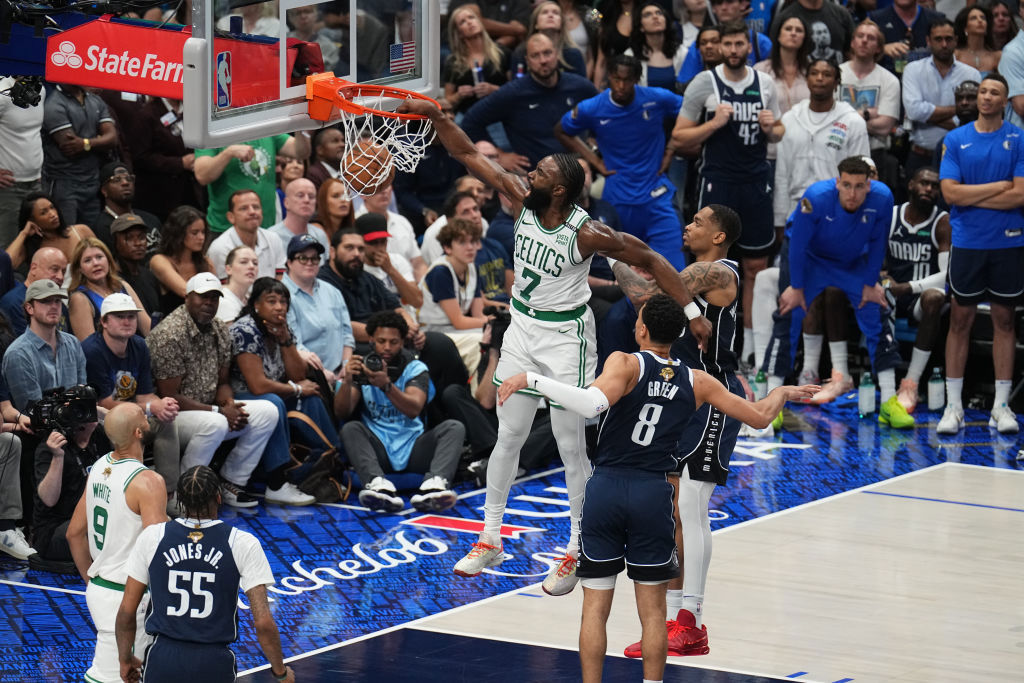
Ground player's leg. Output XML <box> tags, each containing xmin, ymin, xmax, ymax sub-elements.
<box><xmin>634</xmin><ymin>581</ymin><xmax>670</xmax><ymax>681</ymax></box>
<box><xmin>809</xmin><ymin>288</ymin><xmax>856</xmax><ymax>404</ymax></box>
<box><xmin>897</xmin><ymin>292</ymin><xmax>934</xmax><ymax>411</ymax></box>
<box><xmin>142</xmin><ymin>637</ymin><xmax>235</xmax><ymax>683</ymax></box>
<box><xmin>579</xmin><ymin>580</ymin><xmax>615</xmax><ymax>683</ymax></box>
<box><xmin>984</xmin><ymin>247</ymin><xmax>1024</xmax><ymax>433</ymax></box>
<box><xmin>736</xmin><ymin>173</ymin><xmax>776</xmax><ymax>363</ymax></box>
<box><xmin>751</xmin><ymin>266</ymin><xmax>779</xmax><ymax>372</ymax></box>
<box><xmin>548</xmin><ymin>407</ymin><xmax>590</xmax><ymax>561</ymax></box>
<box><xmin>85</xmin><ymin>582</ymin><xmax>149</xmax><ymax>683</ymax></box>
<box><xmin>761</xmin><ymin>238</ymin><xmax>796</xmax><ymax>392</ymax></box>
<box><xmin>941</xmin><ymin>247</ymin><xmax>985</xmax><ymax>433</ymax></box>
<box><xmin>800</xmin><ymin>293</ymin><xmax>824</xmax><ymax>384</ymax></box>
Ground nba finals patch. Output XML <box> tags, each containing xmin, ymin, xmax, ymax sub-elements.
<box><xmin>660</xmin><ymin>367</ymin><xmax>675</xmax><ymax>381</ymax></box>
<box><xmin>800</xmin><ymin>198</ymin><xmax>813</xmax><ymax>213</ymax></box>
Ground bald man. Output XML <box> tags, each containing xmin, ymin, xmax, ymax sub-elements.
<box><xmin>0</xmin><ymin>246</ymin><xmax>68</xmax><ymax>336</ymax></box>
<box><xmin>67</xmin><ymin>401</ymin><xmax>168</xmax><ymax>683</ymax></box>
<box><xmin>268</xmin><ymin>177</ymin><xmax>331</xmax><ymax>265</ymax></box>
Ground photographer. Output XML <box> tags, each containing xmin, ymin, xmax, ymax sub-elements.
<box><xmin>336</xmin><ymin>311</ymin><xmax>464</xmax><ymax>513</ymax></box>
<box><xmin>31</xmin><ymin>418</ymin><xmax>99</xmax><ymax>572</ymax></box>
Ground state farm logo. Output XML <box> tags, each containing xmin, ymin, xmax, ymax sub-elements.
<box><xmin>50</xmin><ymin>41</ymin><xmax>83</xmax><ymax>68</ymax></box>
<box><xmin>48</xmin><ymin>39</ymin><xmax>183</xmax><ymax>83</ymax></box>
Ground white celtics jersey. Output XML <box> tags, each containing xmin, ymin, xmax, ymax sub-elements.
<box><xmin>511</xmin><ymin>204</ymin><xmax>593</xmax><ymax>312</ymax></box>
<box><xmin>85</xmin><ymin>453</ymin><xmax>147</xmax><ymax>584</ymax></box>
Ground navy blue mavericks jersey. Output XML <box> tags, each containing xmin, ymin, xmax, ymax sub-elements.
<box><xmin>594</xmin><ymin>351</ymin><xmax>696</xmax><ymax>472</ymax></box>
<box><xmin>885</xmin><ymin>203</ymin><xmax>945</xmax><ymax>285</ymax></box>
<box><xmin>702</xmin><ymin>69</ymin><xmax>770</xmax><ymax>181</ymax></box>
<box><xmin>145</xmin><ymin>520</ymin><xmax>241</xmax><ymax>644</ymax></box>
<box><xmin>672</xmin><ymin>259</ymin><xmax>740</xmax><ymax>379</ymax></box>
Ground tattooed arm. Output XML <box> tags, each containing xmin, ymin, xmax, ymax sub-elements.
<box><xmin>611</xmin><ymin>260</ymin><xmax>662</xmax><ymax>309</ymax></box>
<box><xmin>680</xmin><ymin>261</ymin><xmax>737</xmax><ymax>308</ymax></box>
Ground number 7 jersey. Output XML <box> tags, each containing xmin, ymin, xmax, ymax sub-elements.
<box><xmin>595</xmin><ymin>351</ymin><xmax>696</xmax><ymax>472</ymax></box>
<box><xmin>511</xmin><ymin>203</ymin><xmax>593</xmax><ymax>312</ymax></box>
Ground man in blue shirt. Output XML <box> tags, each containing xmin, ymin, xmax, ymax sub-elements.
<box><xmin>0</xmin><ymin>247</ymin><xmax>69</xmax><ymax>337</ymax></box>
<box><xmin>282</xmin><ymin>234</ymin><xmax>354</xmax><ymax>380</ymax></box>
<box><xmin>2</xmin><ymin>279</ymin><xmax>86</xmax><ymax>412</ymax></box>
<box><xmin>556</xmin><ymin>54</ymin><xmax>686</xmax><ymax>269</ymax></box>
<box><xmin>937</xmin><ymin>74</ymin><xmax>1024</xmax><ymax>435</ymax></box>
<box><xmin>763</xmin><ymin>157</ymin><xmax>905</xmax><ymax>423</ymax></box>
<box><xmin>460</xmin><ymin>33</ymin><xmax>598</xmax><ymax>168</ymax></box>
<box><xmin>677</xmin><ymin>0</ymin><xmax>772</xmax><ymax>86</ymax></box>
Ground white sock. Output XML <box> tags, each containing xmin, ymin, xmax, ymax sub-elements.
<box><xmin>642</xmin><ymin>679</ymin><xmax>663</xmax><ymax>683</ymax></box>
<box><xmin>667</xmin><ymin>589</ymin><xmax>683</xmax><ymax>615</ymax></box>
<box><xmin>680</xmin><ymin>595</ymin><xmax>704</xmax><ymax>628</ymax></box>
<box><xmin>878</xmin><ymin>368</ymin><xmax>896</xmax><ymax>403</ymax></box>
<box><xmin>482</xmin><ymin>393</ymin><xmax>539</xmax><ymax>543</ymax></box>
<box><xmin>752</xmin><ymin>267</ymin><xmax>778</xmax><ymax>369</ymax></box>
<box><xmin>906</xmin><ymin>347</ymin><xmax>931</xmax><ymax>383</ymax></box>
<box><xmin>946</xmin><ymin>377</ymin><xmax>964</xmax><ymax>410</ymax></box>
<box><xmin>802</xmin><ymin>333</ymin><xmax>823</xmax><ymax>377</ymax></box>
<box><xmin>743</xmin><ymin>327</ymin><xmax>754</xmax><ymax>361</ymax></box>
<box><xmin>994</xmin><ymin>379</ymin><xmax>1013</xmax><ymax>407</ymax></box>
<box><xmin>829</xmin><ymin>341</ymin><xmax>849</xmax><ymax>378</ymax></box>
<box><xmin>768</xmin><ymin>375</ymin><xmax>784</xmax><ymax>392</ymax></box>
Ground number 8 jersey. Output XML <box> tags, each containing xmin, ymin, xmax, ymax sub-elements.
<box><xmin>594</xmin><ymin>351</ymin><xmax>696</xmax><ymax>473</ymax></box>
<box><xmin>85</xmin><ymin>453</ymin><xmax>148</xmax><ymax>583</ymax></box>
<box><xmin>511</xmin><ymin>203</ymin><xmax>593</xmax><ymax>312</ymax></box>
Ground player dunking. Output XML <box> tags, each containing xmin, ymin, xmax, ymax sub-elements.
<box><xmin>397</xmin><ymin>98</ymin><xmax>713</xmax><ymax>594</ymax></box>
<box><xmin>615</xmin><ymin>205</ymin><xmax>750</xmax><ymax>657</ymax></box>
<box><xmin>496</xmin><ymin>294</ymin><xmax>816</xmax><ymax>682</ymax></box>
<box><xmin>116</xmin><ymin>466</ymin><xmax>294</xmax><ymax>683</ymax></box>
<box><xmin>66</xmin><ymin>402</ymin><xmax>168</xmax><ymax>683</ymax></box>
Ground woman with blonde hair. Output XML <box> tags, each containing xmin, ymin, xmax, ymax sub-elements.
<box><xmin>510</xmin><ymin>2</ymin><xmax>588</xmax><ymax>77</ymax></box>
<box><xmin>311</xmin><ymin>177</ymin><xmax>355</xmax><ymax>242</ymax></box>
<box><xmin>68</xmin><ymin>238</ymin><xmax>151</xmax><ymax>340</ymax></box>
<box><xmin>443</xmin><ymin>5</ymin><xmax>510</xmax><ymax>115</ymax></box>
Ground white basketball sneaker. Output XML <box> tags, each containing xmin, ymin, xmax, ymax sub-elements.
<box><xmin>989</xmin><ymin>403</ymin><xmax>1019</xmax><ymax>434</ymax></box>
<box><xmin>541</xmin><ymin>552</ymin><xmax>579</xmax><ymax>596</ymax></box>
<box><xmin>453</xmin><ymin>537</ymin><xmax>504</xmax><ymax>577</ymax></box>
<box><xmin>936</xmin><ymin>404</ymin><xmax>965</xmax><ymax>435</ymax></box>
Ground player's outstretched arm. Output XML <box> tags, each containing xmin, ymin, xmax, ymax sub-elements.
<box><xmin>116</xmin><ymin>578</ymin><xmax>147</xmax><ymax>683</ymax></box>
<box><xmin>248</xmin><ymin>584</ymin><xmax>296</xmax><ymax>683</ymax></box>
<box><xmin>497</xmin><ymin>352</ymin><xmax>640</xmax><ymax>416</ymax></box>
<box><xmin>396</xmin><ymin>99</ymin><xmax>527</xmax><ymax>204</ymax></box>
<box><xmin>692</xmin><ymin>370</ymin><xmax>820</xmax><ymax>428</ymax></box>
<box><xmin>579</xmin><ymin>221</ymin><xmax>713</xmax><ymax>350</ymax></box>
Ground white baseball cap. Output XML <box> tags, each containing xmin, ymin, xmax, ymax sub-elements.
<box><xmin>100</xmin><ymin>292</ymin><xmax>141</xmax><ymax>318</ymax></box>
<box><xmin>186</xmin><ymin>272</ymin><xmax>223</xmax><ymax>296</ymax></box>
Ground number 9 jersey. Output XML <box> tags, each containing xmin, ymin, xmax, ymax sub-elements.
<box><xmin>594</xmin><ymin>351</ymin><xmax>695</xmax><ymax>473</ymax></box>
<box><xmin>85</xmin><ymin>453</ymin><xmax>149</xmax><ymax>583</ymax></box>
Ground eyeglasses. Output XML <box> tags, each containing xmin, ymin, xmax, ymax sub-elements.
<box><xmin>106</xmin><ymin>173</ymin><xmax>135</xmax><ymax>184</ymax></box>
<box><xmin>291</xmin><ymin>255</ymin><xmax>319</xmax><ymax>264</ymax></box>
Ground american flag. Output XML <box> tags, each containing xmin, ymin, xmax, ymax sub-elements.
<box><xmin>389</xmin><ymin>41</ymin><xmax>416</xmax><ymax>73</ymax></box>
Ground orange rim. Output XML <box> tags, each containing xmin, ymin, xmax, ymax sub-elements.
<box><xmin>308</xmin><ymin>75</ymin><xmax>439</xmax><ymax>120</ymax></box>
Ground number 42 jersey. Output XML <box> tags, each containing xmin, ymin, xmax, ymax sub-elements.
<box><xmin>594</xmin><ymin>351</ymin><xmax>696</xmax><ymax>472</ymax></box>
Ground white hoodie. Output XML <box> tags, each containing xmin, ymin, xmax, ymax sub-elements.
<box><xmin>773</xmin><ymin>99</ymin><xmax>870</xmax><ymax>226</ymax></box>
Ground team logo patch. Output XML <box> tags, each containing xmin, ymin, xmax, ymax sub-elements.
<box><xmin>102</xmin><ymin>467</ymin><xmax>112</xmax><ymax>478</ymax></box>
<box><xmin>642</xmin><ymin>109</ymin><xmax>651</xmax><ymax>120</ymax></box>
<box><xmin>800</xmin><ymin>198</ymin><xmax>813</xmax><ymax>214</ymax></box>
<box><xmin>660</xmin><ymin>367</ymin><xmax>675</xmax><ymax>381</ymax></box>
<box><xmin>188</xmin><ymin>531</ymin><xmax>204</xmax><ymax>543</ymax></box>
<box><xmin>1004</xmin><ymin>139</ymin><xmax>1012</xmax><ymax>150</ymax></box>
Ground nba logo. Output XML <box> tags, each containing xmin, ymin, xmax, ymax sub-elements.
<box><xmin>216</xmin><ymin>51</ymin><xmax>232</xmax><ymax>109</ymax></box>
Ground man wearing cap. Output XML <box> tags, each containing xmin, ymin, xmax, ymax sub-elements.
<box><xmin>0</xmin><ymin>247</ymin><xmax>69</xmax><ymax>337</ymax></box>
<box><xmin>82</xmin><ymin>293</ymin><xmax>182</xmax><ymax>503</ymax></box>
<box><xmin>357</xmin><ymin>213</ymin><xmax>423</xmax><ymax>313</ymax></box>
<box><xmin>92</xmin><ymin>162</ymin><xmax>161</xmax><ymax>253</ymax></box>
<box><xmin>2</xmin><ymin>279</ymin><xmax>86</xmax><ymax>413</ymax></box>
<box><xmin>109</xmin><ymin>214</ymin><xmax>160</xmax><ymax>317</ymax></box>
<box><xmin>206</xmin><ymin>189</ymin><xmax>288</xmax><ymax>280</ymax></box>
<box><xmin>146</xmin><ymin>273</ymin><xmax>278</xmax><ymax>507</ymax></box>
<box><xmin>267</xmin><ymin>178</ymin><xmax>330</xmax><ymax>265</ymax></box>
<box><xmin>282</xmin><ymin>234</ymin><xmax>355</xmax><ymax>380</ymax></box>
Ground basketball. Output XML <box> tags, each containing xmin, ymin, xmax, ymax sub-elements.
<box><xmin>341</xmin><ymin>141</ymin><xmax>395</xmax><ymax>195</ymax></box>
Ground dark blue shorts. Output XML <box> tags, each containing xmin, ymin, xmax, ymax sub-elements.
<box><xmin>577</xmin><ymin>467</ymin><xmax>679</xmax><ymax>582</ymax></box>
<box><xmin>674</xmin><ymin>373</ymin><xmax>743</xmax><ymax>486</ymax></box>
<box><xmin>699</xmin><ymin>172</ymin><xmax>774</xmax><ymax>255</ymax></box>
<box><xmin>947</xmin><ymin>246</ymin><xmax>1024</xmax><ymax>305</ymax></box>
<box><xmin>142</xmin><ymin>635</ymin><xmax>236</xmax><ymax>683</ymax></box>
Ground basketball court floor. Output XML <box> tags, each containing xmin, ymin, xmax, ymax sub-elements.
<box><xmin>2</xmin><ymin>395</ymin><xmax>1022</xmax><ymax>682</ymax></box>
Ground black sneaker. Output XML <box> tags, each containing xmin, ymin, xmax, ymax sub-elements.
<box><xmin>220</xmin><ymin>479</ymin><xmax>258</xmax><ymax>508</ymax></box>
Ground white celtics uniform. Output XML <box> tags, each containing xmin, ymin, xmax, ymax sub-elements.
<box><xmin>84</xmin><ymin>453</ymin><xmax>153</xmax><ymax>683</ymax></box>
<box><xmin>496</xmin><ymin>203</ymin><xmax>597</xmax><ymax>393</ymax></box>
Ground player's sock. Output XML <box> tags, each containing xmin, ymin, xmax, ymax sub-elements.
<box><xmin>743</xmin><ymin>327</ymin><xmax>754</xmax><ymax>363</ymax></box>
<box><xmin>643</xmin><ymin>679</ymin><xmax>663</xmax><ymax>683</ymax></box>
<box><xmin>802</xmin><ymin>333</ymin><xmax>823</xmax><ymax>378</ymax></box>
<box><xmin>752</xmin><ymin>269</ymin><xmax>778</xmax><ymax>369</ymax></box>
<box><xmin>946</xmin><ymin>377</ymin><xmax>964</xmax><ymax>410</ymax></box>
<box><xmin>680</xmin><ymin>594</ymin><xmax>704</xmax><ymax>629</ymax></box>
<box><xmin>829</xmin><ymin>341</ymin><xmax>849</xmax><ymax>378</ymax></box>
<box><xmin>667</xmin><ymin>589</ymin><xmax>683</xmax><ymax>616</ymax></box>
<box><xmin>994</xmin><ymin>379</ymin><xmax>1013</xmax><ymax>407</ymax></box>
<box><xmin>768</xmin><ymin>375</ymin><xmax>784</xmax><ymax>392</ymax></box>
<box><xmin>878</xmin><ymin>368</ymin><xmax>896</xmax><ymax>403</ymax></box>
<box><xmin>906</xmin><ymin>347</ymin><xmax>931</xmax><ymax>383</ymax></box>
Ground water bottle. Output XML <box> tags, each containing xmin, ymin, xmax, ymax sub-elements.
<box><xmin>858</xmin><ymin>373</ymin><xmax>876</xmax><ymax>417</ymax></box>
<box><xmin>515</xmin><ymin>64</ymin><xmax>525</xmax><ymax>79</ymax></box>
<box><xmin>754</xmin><ymin>370</ymin><xmax>767</xmax><ymax>401</ymax></box>
<box><xmin>927</xmin><ymin>368</ymin><xmax>945</xmax><ymax>411</ymax></box>
<box><xmin>472</xmin><ymin>60</ymin><xmax>483</xmax><ymax>87</ymax></box>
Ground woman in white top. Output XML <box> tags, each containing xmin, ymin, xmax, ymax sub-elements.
<box><xmin>217</xmin><ymin>246</ymin><xmax>258</xmax><ymax>323</ymax></box>
<box><xmin>675</xmin><ymin>0</ymin><xmax>708</xmax><ymax>55</ymax></box>
<box><xmin>623</xmin><ymin>3</ymin><xmax>687</xmax><ymax>90</ymax></box>
<box><xmin>754</xmin><ymin>15</ymin><xmax>811</xmax><ymax>159</ymax></box>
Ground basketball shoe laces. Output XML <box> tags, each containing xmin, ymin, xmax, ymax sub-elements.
<box><xmin>552</xmin><ymin>554</ymin><xmax>577</xmax><ymax>578</ymax></box>
<box><xmin>467</xmin><ymin>541</ymin><xmax>501</xmax><ymax>558</ymax></box>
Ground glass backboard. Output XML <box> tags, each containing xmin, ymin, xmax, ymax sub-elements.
<box><xmin>182</xmin><ymin>0</ymin><xmax>440</xmax><ymax>148</ymax></box>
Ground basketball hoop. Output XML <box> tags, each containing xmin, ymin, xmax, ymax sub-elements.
<box><xmin>306</xmin><ymin>73</ymin><xmax>439</xmax><ymax>195</ymax></box>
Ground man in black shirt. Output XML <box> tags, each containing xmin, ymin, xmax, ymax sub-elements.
<box><xmin>110</xmin><ymin>214</ymin><xmax>161</xmax><ymax>317</ymax></box>
<box><xmin>92</xmin><ymin>162</ymin><xmax>162</xmax><ymax>255</ymax></box>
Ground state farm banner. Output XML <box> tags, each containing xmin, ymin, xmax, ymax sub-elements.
<box><xmin>46</xmin><ymin>15</ymin><xmax>188</xmax><ymax>99</ymax></box>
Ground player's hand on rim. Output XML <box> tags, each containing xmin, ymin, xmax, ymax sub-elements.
<box><xmin>497</xmin><ymin>373</ymin><xmax>529</xmax><ymax>405</ymax></box>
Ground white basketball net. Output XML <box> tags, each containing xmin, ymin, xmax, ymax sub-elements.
<box><xmin>338</xmin><ymin>87</ymin><xmax>436</xmax><ymax>194</ymax></box>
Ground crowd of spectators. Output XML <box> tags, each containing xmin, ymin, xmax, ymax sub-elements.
<box><xmin>2</xmin><ymin>0</ymin><xmax>1024</xmax><ymax>566</ymax></box>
